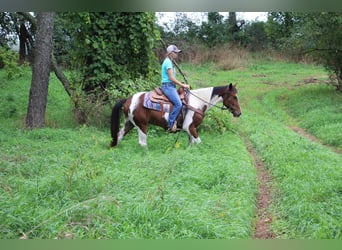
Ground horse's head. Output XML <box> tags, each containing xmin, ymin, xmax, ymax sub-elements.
<box><xmin>220</xmin><ymin>83</ymin><xmax>242</xmax><ymax>117</ymax></box>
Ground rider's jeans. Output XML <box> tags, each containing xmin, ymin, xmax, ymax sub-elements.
<box><xmin>161</xmin><ymin>82</ymin><xmax>182</xmax><ymax>128</ymax></box>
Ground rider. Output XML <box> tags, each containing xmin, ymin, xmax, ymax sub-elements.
<box><xmin>161</xmin><ymin>44</ymin><xmax>190</xmax><ymax>132</ymax></box>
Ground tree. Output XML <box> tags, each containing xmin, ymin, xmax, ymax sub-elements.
<box><xmin>0</xmin><ymin>12</ymin><xmax>34</xmax><ymax>63</ymax></box>
<box><xmin>265</xmin><ymin>12</ymin><xmax>296</xmax><ymax>49</ymax></box>
<box><xmin>228</xmin><ymin>12</ymin><xmax>239</xmax><ymax>34</ymax></box>
<box><xmin>17</xmin><ymin>12</ymin><xmax>73</xmax><ymax>97</ymax></box>
<box><xmin>284</xmin><ymin>12</ymin><xmax>342</xmax><ymax>92</ymax></box>
<box><xmin>26</xmin><ymin>12</ymin><xmax>54</xmax><ymax>129</ymax></box>
<box><xmin>242</xmin><ymin>21</ymin><xmax>268</xmax><ymax>51</ymax></box>
<box><xmin>57</xmin><ymin>12</ymin><xmax>160</xmax><ymax>96</ymax></box>
<box><xmin>199</xmin><ymin>12</ymin><xmax>225</xmax><ymax>47</ymax></box>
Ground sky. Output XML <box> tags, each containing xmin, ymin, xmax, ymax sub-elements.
<box><xmin>157</xmin><ymin>12</ymin><xmax>268</xmax><ymax>26</ymax></box>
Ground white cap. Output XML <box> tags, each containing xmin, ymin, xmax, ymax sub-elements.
<box><xmin>167</xmin><ymin>44</ymin><xmax>181</xmax><ymax>53</ymax></box>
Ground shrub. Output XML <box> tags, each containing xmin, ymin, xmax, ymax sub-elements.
<box><xmin>0</xmin><ymin>47</ymin><xmax>26</xmax><ymax>79</ymax></box>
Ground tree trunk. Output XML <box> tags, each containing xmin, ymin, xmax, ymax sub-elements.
<box><xmin>18</xmin><ymin>23</ymin><xmax>31</xmax><ymax>64</ymax></box>
<box><xmin>18</xmin><ymin>12</ymin><xmax>73</xmax><ymax>98</ymax></box>
<box><xmin>228</xmin><ymin>12</ymin><xmax>239</xmax><ymax>34</ymax></box>
<box><xmin>26</xmin><ymin>12</ymin><xmax>54</xmax><ymax>129</ymax></box>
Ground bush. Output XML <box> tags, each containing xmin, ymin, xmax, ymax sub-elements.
<box><xmin>0</xmin><ymin>48</ymin><xmax>26</xmax><ymax>79</ymax></box>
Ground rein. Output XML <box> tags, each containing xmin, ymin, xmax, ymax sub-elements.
<box><xmin>187</xmin><ymin>90</ymin><xmax>228</xmax><ymax>111</ymax></box>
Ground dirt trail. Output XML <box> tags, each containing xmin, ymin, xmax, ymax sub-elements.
<box><xmin>244</xmin><ymin>139</ymin><xmax>274</xmax><ymax>239</ymax></box>
<box><xmin>289</xmin><ymin>125</ymin><xmax>342</xmax><ymax>154</ymax></box>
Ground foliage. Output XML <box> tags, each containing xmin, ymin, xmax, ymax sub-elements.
<box><xmin>0</xmin><ymin>47</ymin><xmax>26</xmax><ymax>79</ymax></box>
<box><xmin>160</xmin><ymin>12</ymin><xmax>245</xmax><ymax>49</ymax></box>
<box><xmin>0</xmin><ymin>12</ymin><xmax>35</xmax><ymax>62</ymax></box>
<box><xmin>240</xmin><ymin>21</ymin><xmax>269</xmax><ymax>51</ymax></box>
<box><xmin>283</xmin><ymin>13</ymin><xmax>342</xmax><ymax>91</ymax></box>
<box><xmin>0</xmin><ymin>12</ymin><xmax>19</xmax><ymax>47</ymax></box>
<box><xmin>55</xmin><ymin>12</ymin><xmax>160</xmax><ymax>96</ymax></box>
<box><xmin>198</xmin><ymin>12</ymin><xmax>226</xmax><ymax>47</ymax></box>
<box><xmin>264</xmin><ymin>12</ymin><xmax>296</xmax><ymax>49</ymax></box>
<box><xmin>106</xmin><ymin>75</ymin><xmax>159</xmax><ymax>103</ymax></box>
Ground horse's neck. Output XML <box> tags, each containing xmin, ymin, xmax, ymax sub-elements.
<box><xmin>190</xmin><ymin>87</ymin><xmax>222</xmax><ymax>110</ymax></box>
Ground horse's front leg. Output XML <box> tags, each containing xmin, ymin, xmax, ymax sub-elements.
<box><xmin>188</xmin><ymin>124</ymin><xmax>202</xmax><ymax>145</ymax></box>
<box><xmin>137</xmin><ymin>128</ymin><xmax>147</xmax><ymax>147</ymax></box>
<box><xmin>185</xmin><ymin>111</ymin><xmax>204</xmax><ymax>145</ymax></box>
<box><xmin>134</xmin><ymin>120</ymin><xmax>148</xmax><ymax>147</ymax></box>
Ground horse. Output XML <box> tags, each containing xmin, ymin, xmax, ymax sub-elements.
<box><xmin>110</xmin><ymin>83</ymin><xmax>241</xmax><ymax>147</ymax></box>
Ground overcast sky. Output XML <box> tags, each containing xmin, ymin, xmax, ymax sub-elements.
<box><xmin>157</xmin><ymin>12</ymin><xmax>268</xmax><ymax>26</ymax></box>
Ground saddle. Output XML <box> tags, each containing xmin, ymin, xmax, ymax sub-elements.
<box><xmin>147</xmin><ymin>87</ymin><xmax>204</xmax><ymax>120</ymax></box>
<box><xmin>149</xmin><ymin>87</ymin><xmax>187</xmax><ymax>104</ymax></box>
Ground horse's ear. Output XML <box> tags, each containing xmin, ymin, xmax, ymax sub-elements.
<box><xmin>229</xmin><ymin>83</ymin><xmax>233</xmax><ymax>90</ymax></box>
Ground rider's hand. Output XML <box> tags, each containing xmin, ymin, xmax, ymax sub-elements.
<box><xmin>182</xmin><ymin>83</ymin><xmax>190</xmax><ymax>89</ymax></box>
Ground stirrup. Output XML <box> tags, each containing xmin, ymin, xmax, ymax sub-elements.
<box><xmin>166</xmin><ymin>122</ymin><xmax>180</xmax><ymax>133</ymax></box>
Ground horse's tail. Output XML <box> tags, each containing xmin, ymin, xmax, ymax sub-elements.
<box><xmin>110</xmin><ymin>98</ymin><xmax>127</xmax><ymax>147</ymax></box>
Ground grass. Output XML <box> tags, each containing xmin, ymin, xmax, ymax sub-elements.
<box><xmin>0</xmin><ymin>69</ymin><xmax>256</xmax><ymax>239</ymax></box>
<box><xmin>280</xmin><ymin>84</ymin><xmax>342</xmax><ymax>148</ymax></box>
<box><xmin>1</xmin><ymin>59</ymin><xmax>341</xmax><ymax>239</ymax></box>
<box><xmin>230</xmin><ymin>62</ymin><xmax>342</xmax><ymax>239</ymax></box>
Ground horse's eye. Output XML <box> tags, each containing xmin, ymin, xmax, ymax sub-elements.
<box><xmin>234</xmin><ymin>96</ymin><xmax>238</xmax><ymax>100</ymax></box>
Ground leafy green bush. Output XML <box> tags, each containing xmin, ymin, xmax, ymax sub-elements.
<box><xmin>0</xmin><ymin>48</ymin><xmax>26</xmax><ymax>80</ymax></box>
<box><xmin>106</xmin><ymin>76</ymin><xmax>159</xmax><ymax>104</ymax></box>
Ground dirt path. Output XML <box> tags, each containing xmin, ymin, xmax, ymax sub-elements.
<box><xmin>244</xmin><ymin>124</ymin><xmax>340</xmax><ymax>239</ymax></box>
<box><xmin>244</xmin><ymin>139</ymin><xmax>275</xmax><ymax>239</ymax></box>
<box><xmin>289</xmin><ymin>125</ymin><xmax>342</xmax><ymax>154</ymax></box>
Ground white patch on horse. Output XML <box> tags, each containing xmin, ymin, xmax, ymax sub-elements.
<box><xmin>138</xmin><ymin>128</ymin><xmax>147</xmax><ymax>147</ymax></box>
<box><xmin>164</xmin><ymin>112</ymin><xmax>169</xmax><ymax>122</ymax></box>
<box><xmin>182</xmin><ymin>88</ymin><xmax>219</xmax><ymax>142</ymax></box>
<box><xmin>188</xmin><ymin>87</ymin><xmax>215</xmax><ymax>109</ymax></box>
<box><xmin>128</xmin><ymin>92</ymin><xmax>145</xmax><ymax>126</ymax></box>
<box><xmin>189</xmin><ymin>136</ymin><xmax>201</xmax><ymax>145</ymax></box>
<box><xmin>182</xmin><ymin>110</ymin><xmax>194</xmax><ymax>133</ymax></box>
<box><xmin>118</xmin><ymin>128</ymin><xmax>125</xmax><ymax>143</ymax></box>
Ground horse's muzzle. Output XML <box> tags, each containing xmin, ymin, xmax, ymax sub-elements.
<box><xmin>233</xmin><ymin>111</ymin><xmax>241</xmax><ymax>117</ymax></box>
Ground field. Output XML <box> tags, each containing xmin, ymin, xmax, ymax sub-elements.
<box><xmin>0</xmin><ymin>59</ymin><xmax>341</xmax><ymax>239</ymax></box>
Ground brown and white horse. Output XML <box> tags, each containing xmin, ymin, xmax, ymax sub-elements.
<box><xmin>110</xmin><ymin>83</ymin><xmax>241</xmax><ymax>147</ymax></box>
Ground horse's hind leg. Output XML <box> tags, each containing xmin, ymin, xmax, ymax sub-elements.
<box><xmin>118</xmin><ymin>119</ymin><xmax>134</xmax><ymax>144</ymax></box>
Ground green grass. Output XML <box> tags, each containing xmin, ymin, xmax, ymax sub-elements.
<box><xmin>1</xmin><ymin>60</ymin><xmax>341</xmax><ymax>239</ymax></box>
<box><xmin>232</xmin><ymin>62</ymin><xmax>342</xmax><ymax>239</ymax></box>
<box><xmin>0</xmin><ymin>69</ymin><xmax>256</xmax><ymax>239</ymax></box>
<box><xmin>0</xmin><ymin>127</ymin><xmax>257</xmax><ymax>239</ymax></box>
<box><xmin>280</xmin><ymin>84</ymin><xmax>342</xmax><ymax>148</ymax></box>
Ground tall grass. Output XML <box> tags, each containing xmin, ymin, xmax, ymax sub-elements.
<box><xmin>232</xmin><ymin>62</ymin><xmax>342</xmax><ymax>239</ymax></box>
<box><xmin>0</xmin><ymin>68</ymin><xmax>256</xmax><ymax>239</ymax></box>
<box><xmin>1</xmin><ymin>57</ymin><xmax>341</xmax><ymax>239</ymax></box>
<box><xmin>280</xmin><ymin>84</ymin><xmax>342</xmax><ymax>148</ymax></box>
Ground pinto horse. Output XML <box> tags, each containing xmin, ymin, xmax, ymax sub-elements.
<box><xmin>110</xmin><ymin>83</ymin><xmax>241</xmax><ymax>147</ymax></box>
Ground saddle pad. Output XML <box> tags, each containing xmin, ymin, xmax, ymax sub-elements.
<box><xmin>143</xmin><ymin>92</ymin><xmax>171</xmax><ymax>113</ymax></box>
